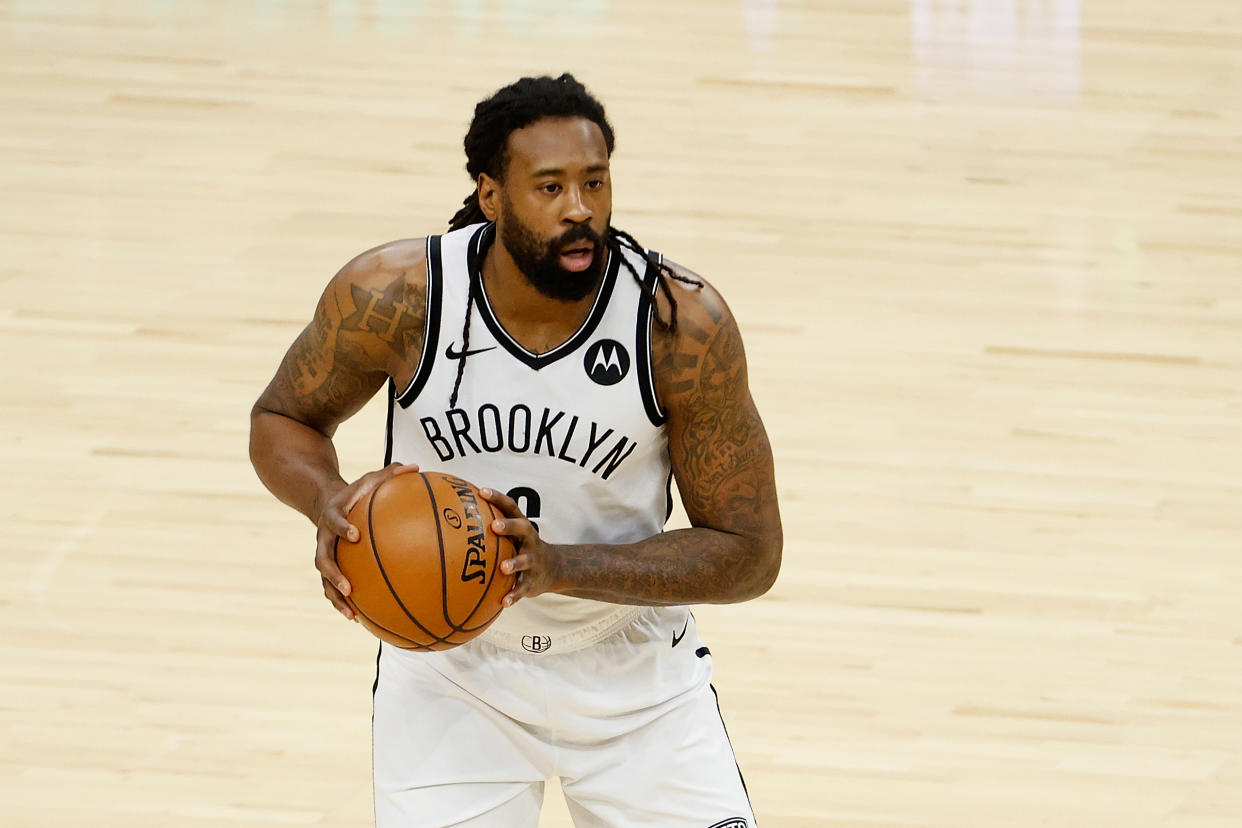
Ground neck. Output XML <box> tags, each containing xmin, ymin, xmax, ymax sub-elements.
<box><xmin>481</xmin><ymin>241</ymin><xmax>600</xmax><ymax>354</ymax></box>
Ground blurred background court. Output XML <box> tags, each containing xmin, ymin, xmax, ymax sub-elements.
<box><xmin>2</xmin><ymin>1</ymin><xmax>1240</xmax><ymax>825</ymax></box>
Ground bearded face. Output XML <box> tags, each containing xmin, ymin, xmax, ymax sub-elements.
<box><xmin>498</xmin><ymin>191</ymin><xmax>608</xmax><ymax>302</ymax></box>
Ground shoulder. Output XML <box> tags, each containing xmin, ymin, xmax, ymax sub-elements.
<box><xmin>318</xmin><ymin>238</ymin><xmax>432</xmax><ymax>382</ymax></box>
<box><xmin>649</xmin><ymin>258</ymin><xmax>748</xmax><ymax>410</ymax></box>
<box><xmin>652</xmin><ymin>258</ymin><xmax>731</xmax><ymax>335</ymax></box>
<box><xmin>325</xmin><ymin>237</ymin><xmax>429</xmax><ymax>307</ymax></box>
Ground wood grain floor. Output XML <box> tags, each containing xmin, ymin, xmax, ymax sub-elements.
<box><xmin>2</xmin><ymin>1</ymin><xmax>1240</xmax><ymax>825</ymax></box>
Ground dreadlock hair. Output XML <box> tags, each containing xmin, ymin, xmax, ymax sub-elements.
<box><xmin>446</xmin><ymin>73</ymin><xmax>700</xmax><ymax>407</ymax></box>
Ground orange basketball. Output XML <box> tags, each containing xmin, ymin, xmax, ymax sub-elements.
<box><xmin>335</xmin><ymin>471</ymin><xmax>516</xmax><ymax>651</ymax></box>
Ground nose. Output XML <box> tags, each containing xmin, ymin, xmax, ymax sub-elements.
<box><xmin>562</xmin><ymin>185</ymin><xmax>592</xmax><ymax>224</ymax></box>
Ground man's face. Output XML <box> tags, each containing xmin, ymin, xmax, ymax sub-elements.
<box><xmin>492</xmin><ymin>117</ymin><xmax>613</xmax><ymax>302</ymax></box>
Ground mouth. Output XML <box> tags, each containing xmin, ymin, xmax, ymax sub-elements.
<box><xmin>559</xmin><ymin>241</ymin><xmax>596</xmax><ymax>273</ymax></box>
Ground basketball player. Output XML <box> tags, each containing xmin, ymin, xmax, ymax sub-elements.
<box><xmin>250</xmin><ymin>74</ymin><xmax>782</xmax><ymax>827</ymax></box>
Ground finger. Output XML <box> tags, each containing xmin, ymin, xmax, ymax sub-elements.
<box><xmin>502</xmin><ymin>577</ymin><xmax>527</xmax><ymax>607</ymax></box>
<box><xmin>339</xmin><ymin>464</ymin><xmax>419</xmax><ymax>518</ymax></box>
<box><xmin>340</xmin><ymin>480</ymin><xmax>378</xmax><ymax>518</ymax></box>
<box><xmin>317</xmin><ymin>534</ymin><xmax>353</xmax><ymax>597</ymax></box>
<box><xmin>502</xmin><ymin>567</ymin><xmax>537</xmax><ymax>606</ymax></box>
<box><xmin>500</xmin><ymin>553</ymin><xmax>531</xmax><ymax>577</ymax></box>
<box><xmin>323</xmin><ymin>576</ymin><xmax>355</xmax><ymax>620</ymax></box>
<box><xmin>340</xmin><ymin>466</ymin><xmax>398</xmax><ymax>517</ymax></box>
<box><xmin>480</xmin><ymin>487</ymin><xmax>524</xmax><ymax>519</ymax></box>
<box><xmin>323</xmin><ymin>506</ymin><xmax>361</xmax><ymax>543</ymax></box>
<box><xmin>490</xmin><ymin>516</ymin><xmax>536</xmax><ymax>542</ymax></box>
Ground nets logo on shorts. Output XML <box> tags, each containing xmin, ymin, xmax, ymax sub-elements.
<box><xmin>521</xmin><ymin>635</ymin><xmax>552</xmax><ymax>653</ymax></box>
<box><xmin>584</xmin><ymin>339</ymin><xmax>629</xmax><ymax>386</ymax></box>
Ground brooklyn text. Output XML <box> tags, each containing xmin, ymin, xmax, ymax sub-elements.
<box><xmin>420</xmin><ymin>405</ymin><xmax>638</xmax><ymax>480</ymax></box>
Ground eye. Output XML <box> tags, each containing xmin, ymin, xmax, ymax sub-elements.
<box><xmin>540</xmin><ymin>183</ymin><xmax>561</xmax><ymax>195</ymax></box>
<box><xmin>585</xmin><ymin>178</ymin><xmax>605</xmax><ymax>191</ymax></box>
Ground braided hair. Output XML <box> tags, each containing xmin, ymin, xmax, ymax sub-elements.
<box><xmin>446</xmin><ymin>73</ymin><xmax>699</xmax><ymax>406</ymax></box>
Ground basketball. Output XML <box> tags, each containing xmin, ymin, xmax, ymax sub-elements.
<box><xmin>335</xmin><ymin>471</ymin><xmax>517</xmax><ymax>651</ymax></box>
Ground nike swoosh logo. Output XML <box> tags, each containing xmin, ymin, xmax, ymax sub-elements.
<box><xmin>444</xmin><ymin>343</ymin><xmax>497</xmax><ymax>360</ymax></box>
<box><xmin>671</xmin><ymin>619</ymin><xmax>689</xmax><ymax>648</ymax></box>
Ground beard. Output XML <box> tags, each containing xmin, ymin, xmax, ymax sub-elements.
<box><xmin>498</xmin><ymin>200</ymin><xmax>608</xmax><ymax>302</ymax></box>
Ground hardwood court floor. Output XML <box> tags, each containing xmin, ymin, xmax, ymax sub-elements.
<box><xmin>2</xmin><ymin>1</ymin><xmax>1240</xmax><ymax>825</ymax></box>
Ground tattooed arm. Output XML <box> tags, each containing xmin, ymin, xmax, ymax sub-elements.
<box><xmin>249</xmin><ymin>239</ymin><xmax>429</xmax><ymax>618</ymax></box>
<box><xmin>487</xmin><ymin>266</ymin><xmax>782</xmax><ymax>605</ymax></box>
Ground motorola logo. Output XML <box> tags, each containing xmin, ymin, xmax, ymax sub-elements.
<box><xmin>584</xmin><ymin>339</ymin><xmax>629</xmax><ymax>386</ymax></box>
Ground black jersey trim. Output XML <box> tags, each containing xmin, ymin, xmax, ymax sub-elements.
<box><xmin>710</xmin><ymin>683</ymin><xmax>755</xmax><ymax>813</ymax></box>
<box><xmin>371</xmin><ymin>640</ymin><xmax>381</xmax><ymax>815</ymax></box>
<box><xmin>395</xmin><ymin>235</ymin><xmax>443</xmax><ymax>409</ymax></box>
<box><xmin>664</xmin><ymin>469</ymin><xmax>675</xmax><ymax>524</ymax></box>
<box><xmin>468</xmin><ymin>223</ymin><xmax>620</xmax><ymax>371</ymax></box>
<box><xmin>383</xmin><ymin>378</ymin><xmax>396</xmax><ymax>465</ymax></box>
<box><xmin>637</xmin><ymin>250</ymin><xmax>667</xmax><ymax>426</ymax></box>
<box><xmin>371</xmin><ymin>643</ymin><xmax>382</xmax><ymax>698</ymax></box>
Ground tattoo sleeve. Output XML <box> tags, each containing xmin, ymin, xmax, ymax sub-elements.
<box><xmin>249</xmin><ymin>244</ymin><xmax>428</xmax><ymax>527</ymax></box>
<box><xmin>550</xmin><ymin>290</ymin><xmax>782</xmax><ymax>606</ymax></box>
<box><xmin>667</xmin><ymin>312</ymin><xmax>772</xmax><ymax>527</ymax></box>
<box><xmin>259</xmin><ymin>261</ymin><xmax>428</xmax><ymax>434</ymax></box>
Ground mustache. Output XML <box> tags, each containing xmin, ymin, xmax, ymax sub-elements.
<box><xmin>555</xmin><ymin>223</ymin><xmax>603</xmax><ymax>249</ymax></box>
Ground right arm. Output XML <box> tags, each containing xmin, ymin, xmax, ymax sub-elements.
<box><xmin>249</xmin><ymin>239</ymin><xmax>429</xmax><ymax>617</ymax></box>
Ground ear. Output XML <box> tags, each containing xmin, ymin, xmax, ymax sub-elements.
<box><xmin>477</xmin><ymin>174</ymin><xmax>500</xmax><ymax>222</ymax></box>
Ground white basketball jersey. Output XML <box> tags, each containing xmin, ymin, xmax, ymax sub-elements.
<box><xmin>385</xmin><ymin>223</ymin><xmax>673</xmax><ymax>654</ymax></box>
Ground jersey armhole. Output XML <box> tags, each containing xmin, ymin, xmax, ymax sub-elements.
<box><xmin>394</xmin><ymin>235</ymin><xmax>443</xmax><ymax>409</ymax></box>
<box><xmin>637</xmin><ymin>249</ymin><xmax>667</xmax><ymax>427</ymax></box>
<box><xmin>383</xmin><ymin>377</ymin><xmax>396</xmax><ymax>465</ymax></box>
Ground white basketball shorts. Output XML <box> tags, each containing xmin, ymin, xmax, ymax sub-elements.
<box><xmin>371</xmin><ymin>605</ymin><xmax>756</xmax><ymax>827</ymax></box>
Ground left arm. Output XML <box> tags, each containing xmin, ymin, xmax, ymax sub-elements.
<box><xmin>485</xmin><ymin>273</ymin><xmax>782</xmax><ymax>606</ymax></box>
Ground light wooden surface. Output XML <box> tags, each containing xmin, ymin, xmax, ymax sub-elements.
<box><xmin>3</xmin><ymin>1</ymin><xmax>1241</xmax><ymax>825</ymax></box>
